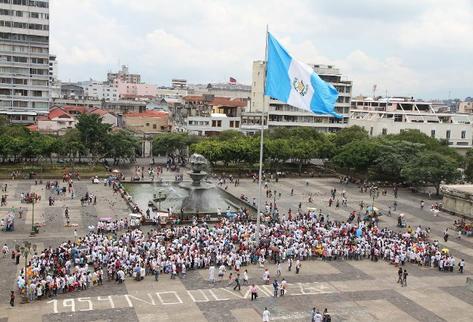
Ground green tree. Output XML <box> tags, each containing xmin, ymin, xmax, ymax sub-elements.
<box><xmin>332</xmin><ymin>139</ymin><xmax>381</xmax><ymax>173</ymax></box>
<box><xmin>75</xmin><ymin>114</ymin><xmax>111</xmax><ymax>163</ymax></box>
<box><xmin>463</xmin><ymin>149</ymin><xmax>473</xmax><ymax>182</ymax></box>
<box><xmin>333</xmin><ymin>125</ymin><xmax>369</xmax><ymax>148</ymax></box>
<box><xmin>62</xmin><ymin>128</ymin><xmax>86</xmax><ymax>163</ymax></box>
<box><xmin>106</xmin><ymin>130</ymin><xmax>140</xmax><ymax>165</ymax></box>
<box><xmin>401</xmin><ymin>151</ymin><xmax>460</xmax><ymax>195</ymax></box>
<box><xmin>152</xmin><ymin>132</ymin><xmax>189</xmax><ymax>158</ymax></box>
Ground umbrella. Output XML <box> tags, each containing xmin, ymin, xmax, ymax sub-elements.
<box><xmin>441</xmin><ymin>248</ymin><xmax>449</xmax><ymax>254</ymax></box>
<box><xmin>399</xmin><ymin>213</ymin><xmax>405</xmax><ymax>217</ymax></box>
<box><xmin>367</xmin><ymin>206</ymin><xmax>379</xmax><ymax>212</ymax></box>
<box><xmin>112</xmin><ymin>169</ymin><xmax>120</xmax><ymax>173</ymax></box>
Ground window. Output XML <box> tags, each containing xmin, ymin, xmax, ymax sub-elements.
<box><xmin>212</xmin><ymin>120</ymin><xmax>216</xmax><ymax>127</ymax></box>
<box><xmin>229</xmin><ymin>121</ymin><xmax>234</xmax><ymax>128</ymax></box>
<box><xmin>431</xmin><ymin>130</ymin><xmax>435</xmax><ymax>138</ymax></box>
<box><xmin>446</xmin><ymin>130</ymin><xmax>451</xmax><ymax>139</ymax></box>
<box><xmin>153</xmin><ymin>124</ymin><xmax>157</xmax><ymax>129</ymax></box>
<box><xmin>217</xmin><ymin>120</ymin><xmax>222</xmax><ymax>127</ymax></box>
<box><xmin>235</xmin><ymin>121</ymin><xmax>240</xmax><ymax>127</ymax></box>
<box><xmin>382</xmin><ymin>128</ymin><xmax>387</xmax><ymax>135</ymax></box>
<box><xmin>370</xmin><ymin>127</ymin><xmax>373</xmax><ymax>136</ymax></box>
<box><xmin>146</xmin><ymin>123</ymin><xmax>150</xmax><ymax>127</ymax></box>
<box><xmin>461</xmin><ymin>130</ymin><xmax>466</xmax><ymax>139</ymax></box>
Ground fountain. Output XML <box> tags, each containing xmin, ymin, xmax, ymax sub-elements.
<box><xmin>123</xmin><ymin>154</ymin><xmax>256</xmax><ymax>219</ymax></box>
<box><xmin>188</xmin><ymin>153</ymin><xmax>208</xmax><ymax>186</ymax></box>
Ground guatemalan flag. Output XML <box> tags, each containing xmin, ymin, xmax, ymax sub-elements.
<box><xmin>264</xmin><ymin>33</ymin><xmax>341</xmax><ymax>118</ymax></box>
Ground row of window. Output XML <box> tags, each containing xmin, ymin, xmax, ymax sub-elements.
<box><xmin>0</xmin><ymin>8</ymin><xmax>49</xmax><ymax>19</ymax></box>
<box><xmin>376</xmin><ymin>127</ymin><xmax>467</xmax><ymax>140</ymax></box>
<box><xmin>0</xmin><ymin>32</ymin><xmax>48</xmax><ymax>43</ymax></box>
<box><xmin>0</xmin><ymin>44</ymin><xmax>47</xmax><ymax>53</ymax></box>
<box><xmin>0</xmin><ymin>88</ymin><xmax>47</xmax><ymax>96</ymax></box>
<box><xmin>0</xmin><ymin>20</ymin><xmax>49</xmax><ymax>30</ymax></box>
<box><xmin>0</xmin><ymin>55</ymin><xmax>46</xmax><ymax>64</ymax></box>
<box><xmin>0</xmin><ymin>0</ymin><xmax>49</xmax><ymax>8</ymax></box>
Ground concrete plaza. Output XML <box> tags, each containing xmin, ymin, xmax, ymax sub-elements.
<box><xmin>0</xmin><ymin>174</ymin><xmax>472</xmax><ymax>321</ymax></box>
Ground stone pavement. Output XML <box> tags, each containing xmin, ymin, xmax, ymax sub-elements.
<box><xmin>0</xmin><ymin>177</ymin><xmax>472</xmax><ymax>321</ymax></box>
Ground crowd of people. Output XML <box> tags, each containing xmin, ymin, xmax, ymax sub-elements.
<box><xmin>12</xmin><ymin>203</ymin><xmax>466</xmax><ymax>303</ymax></box>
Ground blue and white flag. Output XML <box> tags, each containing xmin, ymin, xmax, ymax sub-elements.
<box><xmin>264</xmin><ymin>32</ymin><xmax>341</xmax><ymax>118</ymax></box>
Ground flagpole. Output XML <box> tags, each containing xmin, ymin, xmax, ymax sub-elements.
<box><xmin>255</xmin><ymin>25</ymin><xmax>269</xmax><ymax>246</ymax></box>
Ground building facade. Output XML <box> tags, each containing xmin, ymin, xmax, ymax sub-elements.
<box><xmin>0</xmin><ymin>0</ymin><xmax>50</xmax><ymax>117</ymax></box>
<box><xmin>349</xmin><ymin>97</ymin><xmax>473</xmax><ymax>152</ymax></box>
<box><xmin>48</xmin><ymin>54</ymin><xmax>60</xmax><ymax>99</ymax></box>
<box><xmin>123</xmin><ymin>110</ymin><xmax>171</xmax><ymax>134</ymax></box>
<box><xmin>243</xmin><ymin>61</ymin><xmax>351</xmax><ymax>134</ymax></box>
<box><xmin>107</xmin><ymin>65</ymin><xmax>140</xmax><ymax>84</ymax></box>
<box><xmin>459</xmin><ymin>101</ymin><xmax>473</xmax><ymax>114</ymax></box>
<box><xmin>81</xmin><ymin>80</ymin><xmax>118</xmax><ymax>101</ymax></box>
<box><xmin>114</xmin><ymin>79</ymin><xmax>156</xmax><ymax>99</ymax></box>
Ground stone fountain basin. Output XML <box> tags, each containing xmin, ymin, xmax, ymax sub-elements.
<box><xmin>123</xmin><ymin>181</ymin><xmax>255</xmax><ymax>216</ymax></box>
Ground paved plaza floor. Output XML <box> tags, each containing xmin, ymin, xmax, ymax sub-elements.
<box><xmin>0</xmin><ymin>174</ymin><xmax>472</xmax><ymax>321</ymax></box>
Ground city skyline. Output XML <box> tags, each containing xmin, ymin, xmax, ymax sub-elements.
<box><xmin>50</xmin><ymin>0</ymin><xmax>473</xmax><ymax>99</ymax></box>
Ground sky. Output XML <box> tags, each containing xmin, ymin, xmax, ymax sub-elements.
<box><xmin>50</xmin><ymin>0</ymin><xmax>473</xmax><ymax>99</ymax></box>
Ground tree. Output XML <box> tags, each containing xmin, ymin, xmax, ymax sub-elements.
<box><xmin>75</xmin><ymin>114</ymin><xmax>111</xmax><ymax>163</ymax></box>
<box><xmin>463</xmin><ymin>149</ymin><xmax>473</xmax><ymax>182</ymax></box>
<box><xmin>106</xmin><ymin>130</ymin><xmax>140</xmax><ymax>165</ymax></box>
<box><xmin>152</xmin><ymin>132</ymin><xmax>189</xmax><ymax>160</ymax></box>
<box><xmin>62</xmin><ymin>128</ymin><xmax>86</xmax><ymax>163</ymax></box>
<box><xmin>290</xmin><ymin>140</ymin><xmax>318</xmax><ymax>174</ymax></box>
<box><xmin>333</xmin><ymin>126</ymin><xmax>369</xmax><ymax>147</ymax></box>
<box><xmin>332</xmin><ymin>139</ymin><xmax>381</xmax><ymax>173</ymax></box>
<box><xmin>401</xmin><ymin>151</ymin><xmax>460</xmax><ymax>195</ymax></box>
<box><xmin>368</xmin><ymin>140</ymin><xmax>423</xmax><ymax>183</ymax></box>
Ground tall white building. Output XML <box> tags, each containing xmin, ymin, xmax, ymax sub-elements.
<box><xmin>81</xmin><ymin>80</ymin><xmax>118</xmax><ymax>101</ymax></box>
<box><xmin>48</xmin><ymin>54</ymin><xmax>60</xmax><ymax>99</ymax></box>
<box><xmin>349</xmin><ymin>97</ymin><xmax>473</xmax><ymax>152</ymax></box>
<box><xmin>242</xmin><ymin>61</ymin><xmax>352</xmax><ymax>134</ymax></box>
<box><xmin>0</xmin><ymin>0</ymin><xmax>50</xmax><ymax>123</ymax></box>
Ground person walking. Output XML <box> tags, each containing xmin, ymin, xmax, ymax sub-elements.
<box><xmin>279</xmin><ymin>278</ymin><xmax>287</xmax><ymax>296</ymax></box>
<box><xmin>272</xmin><ymin>279</ymin><xmax>279</xmax><ymax>297</ymax></box>
<box><xmin>250</xmin><ymin>284</ymin><xmax>258</xmax><ymax>301</ymax></box>
<box><xmin>262</xmin><ymin>307</ymin><xmax>270</xmax><ymax>322</ymax></box>
<box><xmin>233</xmin><ymin>273</ymin><xmax>241</xmax><ymax>291</ymax></box>
<box><xmin>459</xmin><ymin>259</ymin><xmax>465</xmax><ymax>274</ymax></box>
<box><xmin>295</xmin><ymin>259</ymin><xmax>301</xmax><ymax>274</ymax></box>
<box><xmin>402</xmin><ymin>269</ymin><xmax>408</xmax><ymax>287</ymax></box>
<box><xmin>243</xmin><ymin>269</ymin><xmax>249</xmax><ymax>285</ymax></box>
<box><xmin>397</xmin><ymin>267</ymin><xmax>403</xmax><ymax>284</ymax></box>
<box><xmin>9</xmin><ymin>291</ymin><xmax>14</xmax><ymax>307</ymax></box>
<box><xmin>444</xmin><ymin>229</ymin><xmax>449</xmax><ymax>242</ymax></box>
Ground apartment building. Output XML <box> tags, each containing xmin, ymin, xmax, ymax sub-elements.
<box><xmin>242</xmin><ymin>61</ymin><xmax>352</xmax><ymax>134</ymax></box>
<box><xmin>349</xmin><ymin>97</ymin><xmax>473</xmax><ymax>152</ymax></box>
<box><xmin>107</xmin><ymin>65</ymin><xmax>140</xmax><ymax>84</ymax></box>
<box><xmin>81</xmin><ymin>80</ymin><xmax>118</xmax><ymax>101</ymax></box>
<box><xmin>0</xmin><ymin>0</ymin><xmax>50</xmax><ymax>123</ymax></box>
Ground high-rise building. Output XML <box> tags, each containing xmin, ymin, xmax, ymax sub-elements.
<box><xmin>0</xmin><ymin>0</ymin><xmax>50</xmax><ymax>122</ymax></box>
<box><xmin>107</xmin><ymin>65</ymin><xmax>141</xmax><ymax>84</ymax></box>
<box><xmin>48</xmin><ymin>54</ymin><xmax>60</xmax><ymax>99</ymax></box>
<box><xmin>242</xmin><ymin>60</ymin><xmax>352</xmax><ymax>134</ymax></box>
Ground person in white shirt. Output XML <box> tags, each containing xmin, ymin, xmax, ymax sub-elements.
<box><xmin>262</xmin><ymin>307</ymin><xmax>270</xmax><ymax>322</ymax></box>
<box><xmin>243</xmin><ymin>269</ymin><xmax>249</xmax><ymax>285</ymax></box>
<box><xmin>208</xmin><ymin>265</ymin><xmax>215</xmax><ymax>283</ymax></box>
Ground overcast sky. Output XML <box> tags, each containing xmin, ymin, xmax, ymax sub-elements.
<box><xmin>50</xmin><ymin>0</ymin><xmax>473</xmax><ymax>99</ymax></box>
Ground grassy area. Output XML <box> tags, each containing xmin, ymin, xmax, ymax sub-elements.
<box><xmin>0</xmin><ymin>163</ymin><xmax>110</xmax><ymax>179</ymax></box>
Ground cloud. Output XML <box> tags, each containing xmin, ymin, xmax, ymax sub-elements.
<box><xmin>49</xmin><ymin>0</ymin><xmax>473</xmax><ymax>99</ymax></box>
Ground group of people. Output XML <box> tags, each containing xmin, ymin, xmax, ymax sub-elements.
<box><xmin>13</xmin><ymin>201</ymin><xmax>466</xmax><ymax>304</ymax></box>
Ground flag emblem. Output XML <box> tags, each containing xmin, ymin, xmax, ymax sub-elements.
<box><xmin>292</xmin><ymin>78</ymin><xmax>308</xmax><ymax>96</ymax></box>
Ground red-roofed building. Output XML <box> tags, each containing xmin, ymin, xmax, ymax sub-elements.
<box><xmin>123</xmin><ymin>110</ymin><xmax>171</xmax><ymax>134</ymax></box>
<box><xmin>37</xmin><ymin>107</ymin><xmax>76</xmax><ymax>134</ymax></box>
<box><xmin>60</xmin><ymin>105</ymin><xmax>118</xmax><ymax>127</ymax></box>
